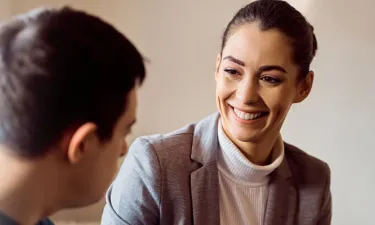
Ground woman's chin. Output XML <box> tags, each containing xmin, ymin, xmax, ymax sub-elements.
<box><xmin>229</xmin><ymin>128</ymin><xmax>263</xmax><ymax>143</ymax></box>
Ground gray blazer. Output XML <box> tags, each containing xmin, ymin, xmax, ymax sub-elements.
<box><xmin>101</xmin><ymin>113</ymin><xmax>331</xmax><ymax>225</ymax></box>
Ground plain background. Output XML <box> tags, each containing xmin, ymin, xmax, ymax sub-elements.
<box><xmin>1</xmin><ymin>0</ymin><xmax>374</xmax><ymax>224</ymax></box>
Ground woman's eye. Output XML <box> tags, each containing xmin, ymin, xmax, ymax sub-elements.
<box><xmin>261</xmin><ymin>76</ymin><xmax>281</xmax><ymax>84</ymax></box>
<box><xmin>224</xmin><ymin>68</ymin><xmax>240</xmax><ymax>76</ymax></box>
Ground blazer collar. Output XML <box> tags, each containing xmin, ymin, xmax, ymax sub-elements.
<box><xmin>190</xmin><ymin>112</ymin><xmax>295</xmax><ymax>225</ymax></box>
<box><xmin>191</xmin><ymin>112</ymin><xmax>220</xmax><ymax>165</ymax></box>
<box><xmin>190</xmin><ymin>112</ymin><xmax>292</xmax><ymax>180</ymax></box>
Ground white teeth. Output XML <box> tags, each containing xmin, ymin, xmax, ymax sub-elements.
<box><xmin>233</xmin><ymin>108</ymin><xmax>264</xmax><ymax>120</ymax></box>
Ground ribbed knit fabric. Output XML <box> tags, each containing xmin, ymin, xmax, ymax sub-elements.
<box><xmin>217</xmin><ymin>121</ymin><xmax>284</xmax><ymax>225</ymax></box>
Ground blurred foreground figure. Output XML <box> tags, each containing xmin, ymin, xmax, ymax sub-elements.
<box><xmin>0</xmin><ymin>6</ymin><xmax>145</xmax><ymax>225</ymax></box>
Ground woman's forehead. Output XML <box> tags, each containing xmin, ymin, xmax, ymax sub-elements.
<box><xmin>222</xmin><ymin>23</ymin><xmax>295</xmax><ymax>70</ymax></box>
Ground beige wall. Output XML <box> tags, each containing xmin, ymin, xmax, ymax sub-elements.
<box><xmin>1</xmin><ymin>0</ymin><xmax>374</xmax><ymax>224</ymax></box>
<box><xmin>0</xmin><ymin>0</ymin><xmax>11</xmax><ymax>21</ymax></box>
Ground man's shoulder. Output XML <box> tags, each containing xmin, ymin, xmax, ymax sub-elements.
<box><xmin>0</xmin><ymin>211</ymin><xmax>17</xmax><ymax>225</ymax></box>
<box><xmin>0</xmin><ymin>211</ymin><xmax>54</xmax><ymax>225</ymax></box>
<box><xmin>36</xmin><ymin>218</ymin><xmax>54</xmax><ymax>225</ymax></box>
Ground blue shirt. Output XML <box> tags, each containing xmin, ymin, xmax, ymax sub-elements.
<box><xmin>0</xmin><ymin>211</ymin><xmax>54</xmax><ymax>225</ymax></box>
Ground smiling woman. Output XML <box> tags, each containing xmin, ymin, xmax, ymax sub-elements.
<box><xmin>101</xmin><ymin>1</ymin><xmax>331</xmax><ymax>225</ymax></box>
<box><xmin>215</xmin><ymin>21</ymin><xmax>314</xmax><ymax>165</ymax></box>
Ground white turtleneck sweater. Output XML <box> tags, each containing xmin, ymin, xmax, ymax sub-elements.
<box><xmin>217</xmin><ymin>122</ymin><xmax>284</xmax><ymax>225</ymax></box>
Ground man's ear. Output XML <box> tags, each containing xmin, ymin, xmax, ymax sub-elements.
<box><xmin>67</xmin><ymin>122</ymin><xmax>97</xmax><ymax>164</ymax></box>
<box><xmin>215</xmin><ymin>53</ymin><xmax>221</xmax><ymax>81</ymax></box>
<box><xmin>294</xmin><ymin>71</ymin><xmax>314</xmax><ymax>103</ymax></box>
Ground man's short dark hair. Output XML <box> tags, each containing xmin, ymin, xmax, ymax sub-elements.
<box><xmin>0</xmin><ymin>7</ymin><xmax>146</xmax><ymax>157</ymax></box>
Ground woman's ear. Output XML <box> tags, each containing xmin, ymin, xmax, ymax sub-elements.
<box><xmin>67</xmin><ymin>122</ymin><xmax>97</xmax><ymax>164</ymax></box>
<box><xmin>294</xmin><ymin>71</ymin><xmax>314</xmax><ymax>103</ymax></box>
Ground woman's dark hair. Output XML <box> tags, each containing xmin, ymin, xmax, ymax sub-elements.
<box><xmin>221</xmin><ymin>0</ymin><xmax>317</xmax><ymax>78</ymax></box>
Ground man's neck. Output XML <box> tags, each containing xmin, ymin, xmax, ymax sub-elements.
<box><xmin>0</xmin><ymin>149</ymin><xmax>59</xmax><ymax>225</ymax></box>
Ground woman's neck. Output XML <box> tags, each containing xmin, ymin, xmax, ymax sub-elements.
<box><xmin>238</xmin><ymin>139</ymin><xmax>278</xmax><ymax>165</ymax></box>
<box><xmin>221</xmin><ymin>129</ymin><xmax>280</xmax><ymax>166</ymax></box>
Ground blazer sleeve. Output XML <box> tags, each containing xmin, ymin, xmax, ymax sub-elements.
<box><xmin>317</xmin><ymin>163</ymin><xmax>332</xmax><ymax>225</ymax></box>
<box><xmin>101</xmin><ymin>138</ymin><xmax>161</xmax><ymax>225</ymax></box>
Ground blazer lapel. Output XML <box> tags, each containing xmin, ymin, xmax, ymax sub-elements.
<box><xmin>191</xmin><ymin>163</ymin><xmax>220</xmax><ymax>225</ymax></box>
<box><xmin>264</xmin><ymin>156</ymin><xmax>296</xmax><ymax>225</ymax></box>
<box><xmin>189</xmin><ymin>114</ymin><xmax>298</xmax><ymax>225</ymax></box>
<box><xmin>190</xmin><ymin>113</ymin><xmax>221</xmax><ymax>225</ymax></box>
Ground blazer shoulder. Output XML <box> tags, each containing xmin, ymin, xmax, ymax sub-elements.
<box><xmin>137</xmin><ymin>112</ymin><xmax>220</xmax><ymax>156</ymax></box>
<box><xmin>132</xmin><ymin>123</ymin><xmax>198</xmax><ymax>170</ymax></box>
<box><xmin>140</xmin><ymin>123</ymin><xmax>195</xmax><ymax>152</ymax></box>
<box><xmin>284</xmin><ymin>142</ymin><xmax>330</xmax><ymax>184</ymax></box>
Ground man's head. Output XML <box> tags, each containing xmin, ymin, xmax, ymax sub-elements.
<box><xmin>0</xmin><ymin>7</ymin><xmax>145</xmax><ymax>207</ymax></box>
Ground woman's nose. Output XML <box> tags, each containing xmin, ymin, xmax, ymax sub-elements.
<box><xmin>236</xmin><ymin>78</ymin><xmax>260</xmax><ymax>105</ymax></box>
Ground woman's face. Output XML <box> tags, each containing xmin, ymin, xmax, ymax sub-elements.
<box><xmin>215</xmin><ymin>22</ymin><xmax>313</xmax><ymax>146</ymax></box>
